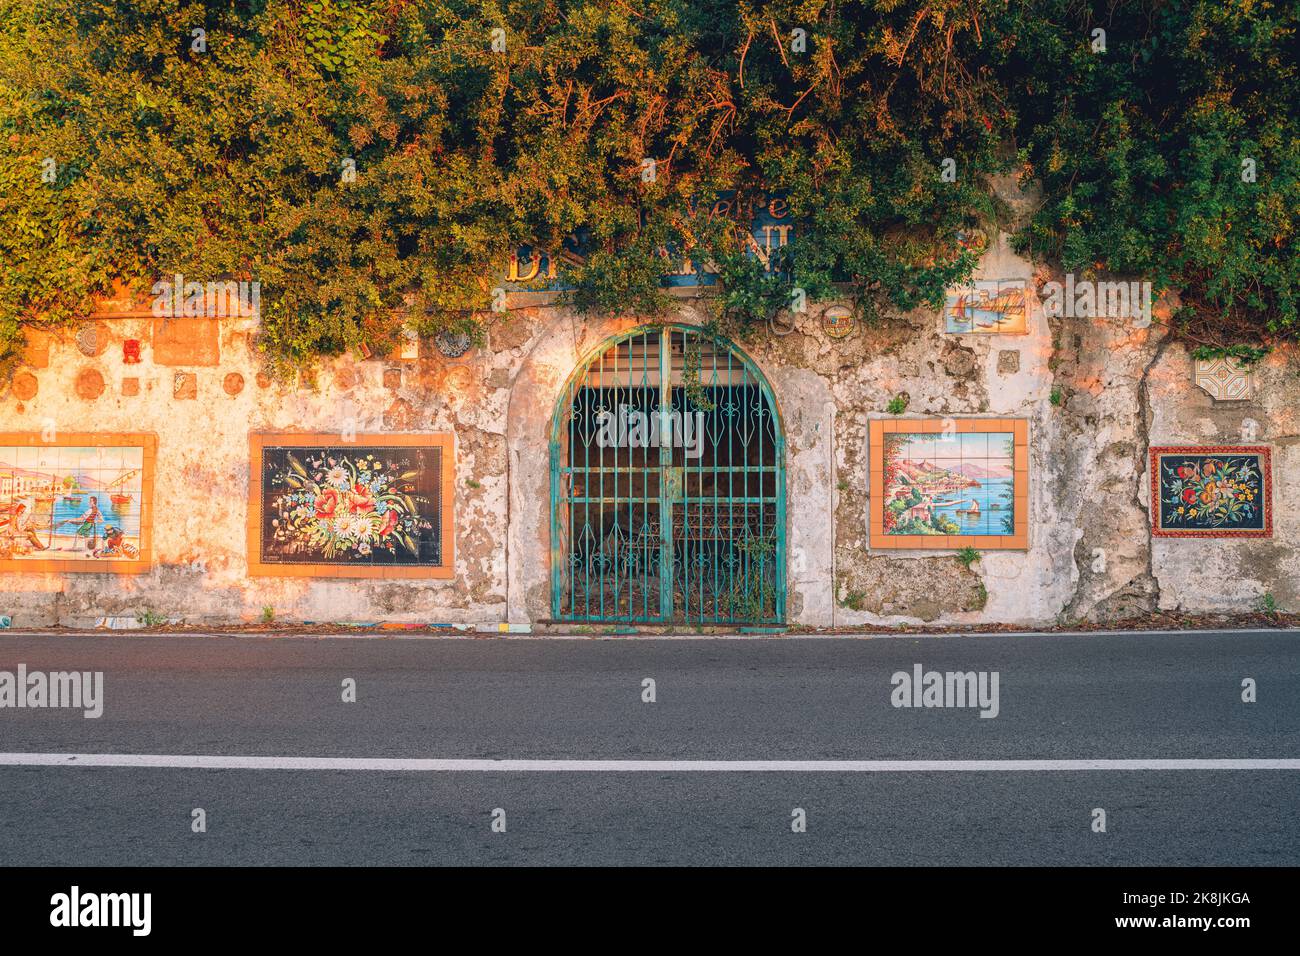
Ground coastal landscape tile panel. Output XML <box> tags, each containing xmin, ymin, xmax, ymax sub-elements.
<box><xmin>882</xmin><ymin>430</ymin><xmax>1016</xmax><ymax>538</ymax></box>
<box><xmin>945</xmin><ymin>280</ymin><xmax>1028</xmax><ymax>334</ymax></box>
<box><xmin>871</xmin><ymin>419</ymin><xmax>1028</xmax><ymax>550</ymax></box>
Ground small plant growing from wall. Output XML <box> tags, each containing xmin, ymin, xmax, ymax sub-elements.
<box><xmin>136</xmin><ymin>609</ymin><xmax>167</xmax><ymax>628</ymax></box>
<box><xmin>1258</xmin><ymin>593</ymin><xmax>1280</xmax><ymax>614</ymax></box>
<box><xmin>956</xmin><ymin>546</ymin><xmax>980</xmax><ymax>569</ymax></box>
<box><xmin>1049</xmin><ymin>387</ymin><xmax>1063</xmax><ymax>406</ymax></box>
<box><xmin>1192</xmin><ymin>344</ymin><xmax>1272</xmax><ymax>367</ymax></box>
<box><xmin>261</xmin><ymin>606</ymin><xmax>276</xmax><ymax>625</ymax></box>
<box><xmin>886</xmin><ymin>394</ymin><xmax>909</xmax><ymax>415</ymax></box>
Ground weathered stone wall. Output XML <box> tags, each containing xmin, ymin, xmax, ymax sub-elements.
<box><xmin>0</xmin><ymin>308</ymin><xmax>513</xmax><ymax>626</ymax></box>
<box><xmin>1146</xmin><ymin>345</ymin><xmax>1299</xmax><ymax>614</ymax></box>
<box><xmin>731</xmin><ymin>284</ymin><xmax>1297</xmax><ymax>628</ymax></box>
<box><xmin>2</xmin><ymin>257</ymin><xmax>1296</xmax><ymax>628</ymax></box>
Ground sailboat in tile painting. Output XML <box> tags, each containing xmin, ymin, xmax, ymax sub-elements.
<box><xmin>108</xmin><ymin>469</ymin><xmax>139</xmax><ymax>506</ymax></box>
<box><xmin>950</xmin><ymin>287</ymin><xmax>1027</xmax><ymax>329</ymax></box>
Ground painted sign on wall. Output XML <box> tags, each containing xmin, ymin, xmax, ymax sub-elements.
<box><xmin>0</xmin><ymin>433</ymin><xmax>156</xmax><ymax>573</ymax></box>
<box><xmin>248</xmin><ymin>434</ymin><xmax>455</xmax><ymax>578</ymax></box>
<box><xmin>1149</xmin><ymin>446</ymin><xmax>1272</xmax><ymax>538</ymax></box>
<box><xmin>870</xmin><ymin>419</ymin><xmax>1029</xmax><ymax>550</ymax></box>
<box><xmin>506</xmin><ymin>193</ymin><xmax>794</xmax><ymax>291</ymax></box>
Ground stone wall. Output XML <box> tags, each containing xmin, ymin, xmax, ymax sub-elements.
<box><xmin>736</xmin><ymin>286</ymin><xmax>1297</xmax><ymax>628</ymax></box>
<box><xmin>1</xmin><ymin>307</ymin><xmax>512</xmax><ymax>626</ymax></box>
<box><xmin>2</xmin><ymin>262</ymin><xmax>1296</xmax><ymax>629</ymax></box>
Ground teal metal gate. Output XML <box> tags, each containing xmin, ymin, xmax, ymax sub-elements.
<box><xmin>550</xmin><ymin>325</ymin><xmax>786</xmax><ymax>625</ymax></box>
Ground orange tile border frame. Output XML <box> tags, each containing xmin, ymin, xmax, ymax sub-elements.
<box><xmin>247</xmin><ymin>433</ymin><xmax>456</xmax><ymax>579</ymax></box>
<box><xmin>0</xmin><ymin>431</ymin><xmax>157</xmax><ymax>574</ymax></box>
<box><xmin>868</xmin><ymin>418</ymin><xmax>1029</xmax><ymax>550</ymax></box>
<box><xmin>1148</xmin><ymin>445</ymin><xmax>1273</xmax><ymax>538</ymax></box>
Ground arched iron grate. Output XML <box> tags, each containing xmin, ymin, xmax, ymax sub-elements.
<box><xmin>550</xmin><ymin>325</ymin><xmax>786</xmax><ymax>625</ymax></box>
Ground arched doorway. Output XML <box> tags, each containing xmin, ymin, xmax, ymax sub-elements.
<box><xmin>550</xmin><ymin>324</ymin><xmax>785</xmax><ymax>625</ymax></box>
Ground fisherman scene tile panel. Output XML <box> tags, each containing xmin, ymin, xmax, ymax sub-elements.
<box><xmin>1151</xmin><ymin>446</ymin><xmax>1272</xmax><ymax>537</ymax></box>
<box><xmin>258</xmin><ymin>445</ymin><xmax>445</xmax><ymax>567</ymax></box>
<box><xmin>944</xmin><ymin>280</ymin><xmax>1028</xmax><ymax>334</ymax></box>
<box><xmin>883</xmin><ymin>431</ymin><xmax>1015</xmax><ymax>537</ymax></box>
<box><xmin>0</xmin><ymin>444</ymin><xmax>146</xmax><ymax>562</ymax></box>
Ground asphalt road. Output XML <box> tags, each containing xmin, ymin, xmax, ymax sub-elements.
<box><xmin>1</xmin><ymin>629</ymin><xmax>1297</xmax><ymax>865</ymax></box>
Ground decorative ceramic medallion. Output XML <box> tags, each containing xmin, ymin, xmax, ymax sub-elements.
<box><xmin>955</xmin><ymin>228</ymin><xmax>988</xmax><ymax>255</ymax></box>
<box><xmin>821</xmin><ymin>305</ymin><xmax>855</xmax><ymax>339</ymax></box>
<box><xmin>75</xmin><ymin>323</ymin><xmax>103</xmax><ymax>357</ymax></box>
<box><xmin>435</xmin><ymin>330</ymin><xmax>472</xmax><ymax>358</ymax></box>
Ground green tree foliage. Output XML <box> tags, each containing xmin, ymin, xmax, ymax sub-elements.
<box><xmin>999</xmin><ymin>0</ymin><xmax>1299</xmax><ymax>339</ymax></box>
<box><xmin>0</xmin><ymin>0</ymin><xmax>1295</xmax><ymax>375</ymax></box>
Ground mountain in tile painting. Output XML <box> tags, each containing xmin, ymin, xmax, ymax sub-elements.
<box><xmin>893</xmin><ymin>459</ymin><xmax>980</xmax><ymax>488</ymax></box>
<box><xmin>953</xmin><ymin>462</ymin><xmax>1013</xmax><ymax>479</ymax></box>
<box><xmin>0</xmin><ymin>463</ymin><xmax>50</xmax><ymax>481</ymax></box>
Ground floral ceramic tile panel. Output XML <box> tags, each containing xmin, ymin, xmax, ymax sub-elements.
<box><xmin>249</xmin><ymin>434</ymin><xmax>455</xmax><ymax>578</ymax></box>
<box><xmin>1150</xmin><ymin>446</ymin><xmax>1272</xmax><ymax>538</ymax></box>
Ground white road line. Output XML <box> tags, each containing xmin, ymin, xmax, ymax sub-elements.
<box><xmin>1</xmin><ymin>754</ymin><xmax>1298</xmax><ymax>772</ymax></box>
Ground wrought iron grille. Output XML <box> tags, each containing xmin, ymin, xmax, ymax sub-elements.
<box><xmin>550</xmin><ymin>325</ymin><xmax>786</xmax><ymax>624</ymax></box>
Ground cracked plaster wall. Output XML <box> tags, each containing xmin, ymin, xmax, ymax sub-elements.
<box><xmin>3</xmin><ymin>255</ymin><xmax>1296</xmax><ymax>627</ymax></box>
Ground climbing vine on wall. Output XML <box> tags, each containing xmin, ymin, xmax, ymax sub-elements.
<box><xmin>0</xmin><ymin>0</ymin><xmax>1295</xmax><ymax>377</ymax></box>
